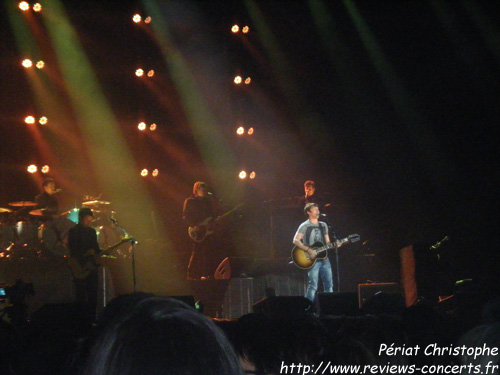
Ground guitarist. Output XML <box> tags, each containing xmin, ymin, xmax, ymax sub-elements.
<box><xmin>293</xmin><ymin>203</ymin><xmax>341</xmax><ymax>302</ymax></box>
<box><xmin>182</xmin><ymin>181</ymin><xmax>225</xmax><ymax>280</ymax></box>
<box><xmin>67</xmin><ymin>207</ymin><xmax>101</xmax><ymax>322</ymax></box>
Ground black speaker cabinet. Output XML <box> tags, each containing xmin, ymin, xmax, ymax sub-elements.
<box><xmin>358</xmin><ymin>282</ymin><xmax>400</xmax><ymax>308</ymax></box>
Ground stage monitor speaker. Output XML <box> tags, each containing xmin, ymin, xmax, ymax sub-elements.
<box><xmin>253</xmin><ymin>296</ymin><xmax>311</xmax><ymax>317</ymax></box>
<box><xmin>215</xmin><ymin>257</ymin><xmax>254</xmax><ymax>279</ymax></box>
<box><xmin>358</xmin><ymin>283</ymin><xmax>400</xmax><ymax>308</ymax></box>
<box><xmin>170</xmin><ymin>295</ymin><xmax>196</xmax><ymax>309</ymax></box>
<box><xmin>314</xmin><ymin>292</ymin><xmax>359</xmax><ymax>316</ymax></box>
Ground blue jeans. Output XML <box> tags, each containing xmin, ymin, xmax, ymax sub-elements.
<box><xmin>305</xmin><ymin>258</ymin><xmax>334</xmax><ymax>302</ymax></box>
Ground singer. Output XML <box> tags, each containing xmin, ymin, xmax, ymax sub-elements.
<box><xmin>35</xmin><ymin>177</ymin><xmax>60</xmax><ymax>215</ymax></box>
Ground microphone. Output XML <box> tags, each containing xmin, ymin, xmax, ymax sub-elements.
<box><xmin>55</xmin><ymin>189</ymin><xmax>63</xmax><ymax>193</ymax></box>
<box><xmin>207</xmin><ymin>192</ymin><xmax>213</xmax><ymax>195</ymax></box>
<box><xmin>319</xmin><ymin>213</ymin><xmax>327</xmax><ymax>217</ymax></box>
<box><xmin>109</xmin><ymin>217</ymin><xmax>118</xmax><ymax>223</ymax></box>
<box><xmin>430</xmin><ymin>235</ymin><xmax>450</xmax><ymax>250</ymax></box>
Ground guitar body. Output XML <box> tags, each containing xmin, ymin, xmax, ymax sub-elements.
<box><xmin>188</xmin><ymin>217</ymin><xmax>215</xmax><ymax>243</ymax></box>
<box><xmin>291</xmin><ymin>241</ymin><xmax>329</xmax><ymax>270</ymax></box>
<box><xmin>67</xmin><ymin>237</ymin><xmax>131</xmax><ymax>279</ymax></box>
<box><xmin>291</xmin><ymin>234</ymin><xmax>361</xmax><ymax>270</ymax></box>
<box><xmin>187</xmin><ymin>204</ymin><xmax>243</xmax><ymax>243</ymax></box>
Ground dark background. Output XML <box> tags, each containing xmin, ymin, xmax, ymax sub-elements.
<box><xmin>1</xmin><ymin>0</ymin><xmax>499</xmax><ymax>293</ymax></box>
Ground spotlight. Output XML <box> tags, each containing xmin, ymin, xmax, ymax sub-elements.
<box><xmin>33</xmin><ymin>3</ymin><xmax>42</xmax><ymax>12</ymax></box>
<box><xmin>22</xmin><ymin>59</ymin><xmax>32</xmax><ymax>68</ymax></box>
<box><xmin>41</xmin><ymin>165</ymin><xmax>50</xmax><ymax>174</ymax></box>
<box><xmin>231</xmin><ymin>25</ymin><xmax>239</xmax><ymax>33</ymax></box>
<box><xmin>239</xmin><ymin>170</ymin><xmax>247</xmax><ymax>179</ymax></box>
<box><xmin>138</xmin><ymin>122</ymin><xmax>146</xmax><ymax>131</ymax></box>
<box><xmin>152</xmin><ymin>169</ymin><xmax>159</xmax><ymax>177</ymax></box>
<box><xmin>36</xmin><ymin>61</ymin><xmax>45</xmax><ymax>69</ymax></box>
<box><xmin>19</xmin><ymin>2</ymin><xmax>30</xmax><ymax>11</ymax></box>
<box><xmin>247</xmin><ymin>127</ymin><xmax>254</xmax><ymax>135</ymax></box>
<box><xmin>234</xmin><ymin>76</ymin><xmax>242</xmax><ymax>84</ymax></box>
<box><xmin>149</xmin><ymin>123</ymin><xmax>157</xmax><ymax>131</ymax></box>
<box><xmin>145</xmin><ymin>16</ymin><xmax>152</xmax><ymax>24</ymax></box>
<box><xmin>242</xmin><ymin>26</ymin><xmax>250</xmax><ymax>34</ymax></box>
<box><xmin>39</xmin><ymin>116</ymin><xmax>48</xmax><ymax>125</ymax></box>
<box><xmin>140</xmin><ymin>169</ymin><xmax>148</xmax><ymax>177</ymax></box>
<box><xmin>27</xmin><ymin>165</ymin><xmax>37</xmax><ymax>173</ymax></box>
<box><xmin>236</xmin><ymin>127</ymin><xmax>245</xmax><ymax>135</ymax></box>
<box><xmin>135</xmin><ymin>69</ymin><xmax>144</xmax><ymax>77</ymax></box>
<box><xmin>249</xmin><ymin>171</ymin><xmax>256</xmax><ymax>179</ymax></box>
<box><xmin>245</xmin><ymin>77</ymin><xmax>251</xmax><ymax>84</ymax></box>
<box><xmin>25</xmin><ymin>116</ymin><xmax>35</xmax><ymax>124</ymax></box>
<box><xmin>133</xmin><ymin>14</ymin><xmax>142</xmax><ymax>23</ymax></box>
<box><xmin>147</xmin><ymin>70</ymin><xmax>155</xmax><ymax>77</ymax></box>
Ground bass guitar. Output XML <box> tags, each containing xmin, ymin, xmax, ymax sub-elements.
<box><xmin>188</xmin><ymin>204</ymin><xmax>243</xmax><ymax>243</ymax></box>
<box><xmin>291</xmin><ymin>234</ymin><xmax>361</xmax><ymax>270</ymax></box>
<box><xmin>67</xmin><ymin>236</ymin><xmax>131</xmax><ymax>279</ymax></box>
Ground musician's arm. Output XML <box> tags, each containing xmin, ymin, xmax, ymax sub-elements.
<box><xmin>293</xmin><ymin>232</ymin><xmax>317</xmax><ymax>259</ymax></box>
<box><xmin>182</xmin><ymin>198</ymin><xmax>197</xmax><ymax>227</ymax></box>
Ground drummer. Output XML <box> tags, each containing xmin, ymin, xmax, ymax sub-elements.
<box><xmin>34</xmin><ymin>178</ymin><xmax>60</xmax><ymax>216</ymax></box>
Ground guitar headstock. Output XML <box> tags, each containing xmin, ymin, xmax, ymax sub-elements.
<box><xmin>348</xmin><ymin>233</ymin><xmax>361</xmax><ymax>243</ymax></box>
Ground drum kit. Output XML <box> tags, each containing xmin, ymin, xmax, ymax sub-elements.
<box><xmin>0</xmin><ymin>199</ymin><xmax>130</xmax><ymax>260</ymax></box>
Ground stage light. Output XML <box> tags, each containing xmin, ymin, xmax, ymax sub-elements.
<box><xmin>149</xmin><ymin>123</ymin><xmax>157</xmax><ymax>131</ymax></box>
<box><xmin>22</xmin><ymin>59</ymin><xmax>32</xmax><ymax>68</ymax></box>
<box><xmin>135</xmin><ymin>69</ymin><xmax>144</xmax><ymax>77</ymax></box>
<box><xmin>147</xmin><ymin>70</ymin><xmax>155</xmax><ymax>77</ymax></box>
<box><xmin>140</xmin><ymin>169</ymin><xmax>148</xmax><ymax>177</ymax></box>
<box><xmin>239</xmin><ymin>170</ymin><xmax>247</xmax><ymax>179</ymax></box>
<box><xmin>25</xmin><ymin>116</ymin><xmax>35</xmax><ymax>124</ymax></box>
<box><xmin>231</xmin><ymin>25</ymin><xmax>239</xmax><ymax>33</ymax></box>
<box><xmin>41</xmin><ymin>165</ymin><xmax>50</xmax><ymax>174</ymax></box>
<box><xmin>152</xmin><ymin>169</ymin><xmax>159</xmax><ymax>177</ymax></box>
<box><xmin>247</xmin><ymin>127</ymin><xmax>254</xmax><ymax>135</ymax></box>
<box><xmin>236</xmin><ymin>126</ymin><xmax>245</xmax><ymax>135</ymax></box>
<box><xmin>39</xmin><ymin>116</ymin><xmax>48</xmax><ymax>125</ymax></box>
<box><xmin>36</xmin><ymin>60</ymin><xmax>45</xmax><ymax>69</ymax></box>
<box><xmin>27</xmin><ymin>165</ymin><xmax>37</xmax><ymax>173</ymax></box>
<box><xmin>133</xmin><ymin>14</ymin><xmax>142</xmax><ymax>23</ymax></box>
<box><xmin>242</xmin><ymin>26</ymin><xmax>250</xmax><ymax>34</ymax></box>
<box><xmin>245</xmin><ymin>77</ymin><xmax>251</xmax><ymax>84</ymax></box>
<box><xmin>249</xmin><ymin>171</ymin><xmax>256</xmax><ymax>179</ymax></box>
<box><xmin>145</xmin><ymin>16</ymin><xmax>152</xmax><ymax>24</ymax></box>
<box><xmin>19</xmin><ymin>2</ymin><xmax>30</xmax><ymax>11</ymax></box>
<box><xmin>33</xmin><ymin>3</ymin><xmax>42</xmax><ymax>12</ymax></box>
<box><xmin>234</xmin><ymin>76</ymin><xmax>242</xmax><ymax>84</ymax></box>
<box><xmin>138</xmin><ymin>122</ymin><xmax>146</xmax><ymax>131</ymax></box>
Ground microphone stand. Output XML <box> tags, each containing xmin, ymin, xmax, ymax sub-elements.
<box><xmin>110</xmin><ymin>218</ymin><xmax>138</xmax><ymax>293</ymax></box>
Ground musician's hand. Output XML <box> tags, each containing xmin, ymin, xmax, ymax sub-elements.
<box><xmin>193</xmin><ymin>225</ymin><xmax>200</xmax><ymax>232</ymax></box>
<box><xmin>306</xmin><ymin>247</ymin><xmax>316</xmax><ymax>260</ymax></box>
<box><xmin>336</xmin><ymin>240</ymin><xmax>343</xmax><ymax>248</ymax></box>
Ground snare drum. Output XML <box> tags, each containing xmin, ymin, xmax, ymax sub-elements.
<box><xmin>40</xmin><ymin>218</ymin><xmax>76</xmax><ymax>256</ymax></box>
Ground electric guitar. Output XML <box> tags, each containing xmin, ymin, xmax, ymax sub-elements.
<box><xmin>67</xmin><ymin>236</ymin><xmax>131</xmax><ymax>279</ymax></box>
<box><xmin>188</xmin><ymin>204</ymin><xmax>243</xmax><ymax>243</ymax></box>
<box><xmin>291</xmin><ymin>234</ymin><xmax>361</xmax><ymax>270</ymax></box>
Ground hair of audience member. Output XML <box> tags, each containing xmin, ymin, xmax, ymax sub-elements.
<box><xmin>82</xmin><ymin>296</ymin><xmax>243</xmax><ymax>375</ymax></box>
<box><xmin>458</xmin><ymin>323</ymin><xmax>500</xmax><ymax>373</ymax></box>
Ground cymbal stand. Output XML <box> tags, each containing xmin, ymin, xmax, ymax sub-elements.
<box><xmin>109</xmin><ymin>218</ymin><xmax>138</xmax><ymax>292</ymax></box>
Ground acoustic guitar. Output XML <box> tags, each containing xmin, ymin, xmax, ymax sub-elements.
<box><xmin>291</xmin><ymin>234</ymin><xmax>361</xmax><ymax>270</ymax></box>
<box><xmin>67</xmin><ymin>236</ymin><xmax>131</xmax><ymax>279</ymax></box>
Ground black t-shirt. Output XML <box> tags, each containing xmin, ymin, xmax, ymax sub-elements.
<box><xmin>35</xmin><ymin>192</ymin><xmax>59</xmax><ymax>214</ymax></box>
<box><xmin>68</xmin><ymin>224</ymin><xmax>100</xmax><ymax>261</ymax></box>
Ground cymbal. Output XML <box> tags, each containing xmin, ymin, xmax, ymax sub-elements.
<box><xmin>0</xmin><ymin>207</ymin><xmax>13</xmax><ymax>213</ymax></box>
<box><xmin>29</xmin><ymin>208</ymin><xmax>52</xmax><ymax>217</ymax></box>
<box><xmin>9</xmin><ymin>201</ymin><xmax>37</xmax><ymax>207</ymax></box>
<box><xmin>82</xmin><ymin>200</ymin><xmax>111</xmax><ymax>206</ymax></box>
